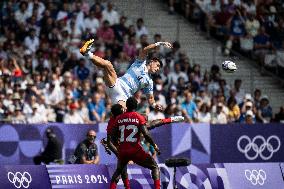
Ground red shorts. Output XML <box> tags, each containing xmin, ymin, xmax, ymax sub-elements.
<box><xmin>118</xmin><ymin>144</ymin><xmax>151</xmax><ymax>164</ymax></box>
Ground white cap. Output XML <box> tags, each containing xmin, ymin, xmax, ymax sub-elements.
<box><xmin>244</xmin><ymin>93</ymin><xmax>252</xmax><ymax>101</ymax></box>
<box><xmin>156</xmin><ymin>84</ymin><xmax>162</xmax><ymax>91</ymax></box>
<box><xmin>170</xmin><ymin>85</ymin><xmax>177</xmax><ymax>91</ymax></box>
<box><xmin>32</xmin><ymin>103</ymin><xmax>39</xmax><ymax>109</ymax></box>
<box><xmin>7</xmin><ymin>89</ymin><xmax>13</xmax><ymax>94</ymax></box>
<box><xmin>246</xmin><ymin>110</ymin><xmax>254</xmax><ymax>117</ymax></box>
<box><xmin>96</xmin><ymin>77</ymin><xmax>104</xmax><ymax>84</ymax></box>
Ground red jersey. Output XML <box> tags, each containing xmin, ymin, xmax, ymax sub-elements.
<box><xmin>114</xmin><ymin>111</ymin><xmax>146</xmax><ymax>149</ymax></box>
<box><xmin>106</xmin><ymin>116</ymin><xmax>116</xmax><ymax>135</ymax></box>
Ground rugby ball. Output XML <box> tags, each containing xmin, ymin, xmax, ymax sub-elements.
<box><xmin>222</xmin><ymin>61</ymin><xmax>237</xmax><ymax>73</ymax></box>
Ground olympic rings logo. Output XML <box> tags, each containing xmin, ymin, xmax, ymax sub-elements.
<box><xmin>237</xmin><ymin>135</ymin><xmax>281</xmax><ymax>160</ymax></box>
<box><xmin>244</xmin><ymin>169</ymin><xmax>266</xmax><ymax>185</ymax></box>
<box><xmin>7</xmin><ymin>172</ymin><xmax>32</xmax><ymax>188</ymax></box>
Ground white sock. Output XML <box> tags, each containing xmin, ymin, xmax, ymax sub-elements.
<box><xmin>87</xmin><ymin>51</ymin><xmax>93</xmax><ymax>59</ymax></box>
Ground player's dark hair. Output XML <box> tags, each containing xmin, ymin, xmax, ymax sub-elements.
<box><xmin>126</xmin><ymin>97</ymin><xmax>138</xmax><ymax>112</ymax></box>
<box><xmin>111</xmin><ymin>104</ymin><xmax>123</xmax><ymax>117</ymax></box>
<box><xmin>150</xmin><ymin>57</ymin><xmax>163</xmax><ymax>68</ymax></box>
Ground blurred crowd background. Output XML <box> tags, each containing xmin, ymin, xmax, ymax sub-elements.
<box><xmin>167</xmin><ymin>0</ymin><xmax>284</xmax><ymax>75</ymax></box>
<box><xmin>0</xmin><ymin>0</ymin><xmax>283</xmax><ymax>125</ymax></box>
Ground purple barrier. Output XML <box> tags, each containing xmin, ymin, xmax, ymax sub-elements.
<box><xmin>0</xmin><ymin>123</ymin><xmax>190</xmax><ymax>165</ymax></box>
<box><xmin>1</xmin><ymin>123</ymin><xmax>284</xmax><ymax>165</ymax></box>
<box><xmin>0</xmin><ymin>165</ymin><xmax>51</xmax><ymax>189</ymax></box>
<box><xmin>211</xmin><ymin>124</ymin><xmax>284</xmax><ymax>162</ymax></box>
<box><xmin>0</xmin><ymin>163</ymin><xmax>283</xmax><ymax>189</ymax></box>
<box><xmin>47</xmin><ymin>164</ymin><xmax>110</xmax><ymax>189</ymax></box>
<box><xmin>225</xmin><ymin>163</ymin><xmax>284</xmax><ymax>189</ymax></box>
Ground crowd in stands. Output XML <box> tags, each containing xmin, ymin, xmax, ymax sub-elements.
<box><xmin>167</xmin><ymin>0</ymin><xmax>284</xmax><ymax>76</ymax></box>
<box><xmin>0</xmin><ymin>0</ymin><xmax>283</xmax><ymax>125</ymax></box>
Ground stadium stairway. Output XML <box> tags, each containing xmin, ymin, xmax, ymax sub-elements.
<box><xmin>113</xmin><ymin>0</ymin><xmax>284</xmax><ymax>111</ymax></box>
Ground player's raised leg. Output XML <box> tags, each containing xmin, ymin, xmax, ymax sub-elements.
<box><xmin>80</xmin><ymin>39</ymin><xmax>117</xmax><ymax>87</ymax></box>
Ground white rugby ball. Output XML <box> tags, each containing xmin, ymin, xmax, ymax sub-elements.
<box><xmin>222</xmin><ymin>61</ymin><xmax>237</xmax><ymax>73</ymax></box>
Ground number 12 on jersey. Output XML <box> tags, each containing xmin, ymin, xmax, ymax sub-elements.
<box><xmin>119</xmin><ymin>125</ymin><xmax>138</xmax><ymax>142</ymax></box>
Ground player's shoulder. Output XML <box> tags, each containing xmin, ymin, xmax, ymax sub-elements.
<box><xmin>107</xmin><ymin>117</ymin><xmax>116</xmax><ymax>130</ymax></box>
<box><xmin>132</xmin><ymin>111</ymin><xmax>146</xmax><ymax>122</ymax></box>
<box><xmin>132</xmin><ymin>58</ymin><xmax>146</xmax><ymax>67</ymax></box>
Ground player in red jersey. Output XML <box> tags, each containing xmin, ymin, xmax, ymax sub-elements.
<box><xmin>105</xmin><ymin>104</ymin><xmax>130</xmax><ymax>189</ymax></box>
<box><xmin>109</xmin><ymin>97</ymin><xmax>161</xmax><ymax>189</ymax></box>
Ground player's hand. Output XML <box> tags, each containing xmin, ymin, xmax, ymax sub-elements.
<box><xmin>162</xmin><ymin>42</ymin><xmax>173</xmax><ymax>48</ymax></box>
<box><xmin>170</xmin><ymin>116</ymin><xmax>185</xmax><ymax>123</ymax></box>
<box><xmin>154</xmin><ymin>144</ymin><xmax>161</xmax><ymax>155</ymax></box>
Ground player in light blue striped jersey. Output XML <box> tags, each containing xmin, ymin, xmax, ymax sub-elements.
<box><xmin>80</xmin><ymin>39</ymin><xmax>172</xmax><ymax>109</ymax></box>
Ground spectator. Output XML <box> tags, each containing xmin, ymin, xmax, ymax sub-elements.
<box><xmin>84</xmin><ymin>10</ymin><xmax>100</xmax><ymax>35</ymax></box>
<box><xmin>97</xmin><ymin>20</ymin><xmax>115</xmax><ymax>46</ymax></box>
<box><xmin>274</xmin><ymin>106</ymin><xmax>284</xmax><ymax>123</ymax></box>
<box><xmin>72</xmin><ymin>130</ymin><xmax>99</xmax><ymax>164</ymax></box>
<box><xmin>90</xmin><ymin>3</ymin><xmax>102</xmax><ymax>21</ymax></box>
<box><xmin>112</xmin><ymin>16</ymin><xmax>128</xmax><ymax>43</ymax></box>
<box><xmin>78</xmin><ymin>99</ymin><xmax>91</xmax><ymax>123</ymax></box>
<box><xmin>54</xmin><ymin>101</ymin><xmax>66</xmax><ymax>123</ymax></box>
<box><xmin>224</xmin><ymin>8</ymin><xmax>246</xmax><ymax>55</ymax></box>
<box><xmin>114</xmin><ymin>51</ymin><xmax>130</xmax><ymax>76</ymax></box>
<box><xmin>257</xmin><ymin>96</ymin><xmax>273</xmax><ymax>123</ymax></box>
<box><xmin>24</xmin><ymin>28</ymin><xmax>39</xmax><ymax>53</ymax></box>
<box><xmin>136</xmin><ymin>18</ymin><xmax>149</xmax><ymax>38</ymax></box>
<box><xmin>241</xmin><ymin>0</ymin><xmax>256</xmax><ymax>15</ymax></box>
<box><xmin>33</xmin><ymin>128</ymin><xmax>62</xmax><ymax>165</ymax></box>
<box><xmin>56</xmin><ymin>2</ymin><xmax>70</xmax><ymax>21</ymax></box>
<box><xmin>167</xmin><ymin>85</ymin><xmax>179</xmax><ymax>105</ymax></box>
<box><xmin>63</xmin><ymin>103</ymin><xmax>84</xmax><ymax>124</ymax></box>
<box><xmin>102</xmin><ymin>2</ymin><xmax>119</xmax><ymax>25</ymax></box>
<box><xmin>27</xmin><ymin>103</ymin><xmax>47</xmax><ymax>124</ymax></box>
<box><xmin>8</xmin><ymin>106</ymin><xmax>24</xmax><ymax>123</ymax></box>
<box><xmin>123</xmin><ymin>36</ymin><xmax>137</xmax><ymax>59</ymax></box>
<box><xmin>253</xmin><ymin>89</ymin><xmax>261</xmax><ymax>109</ymax></box>
<box><xmin>88</xmin><ymin>93</ymin><xmax>106</xmax><ymax>123</ymax></box>
<box><xmin>181</xmin><ymin>92</ymin><xmax>197</xmax><ymax>122</ymax></box>
<box><xmin>210</xmin><ymin>5</ymin><xmax>231</xmax><ymax>37</ymax></box>
<box><xmin>253</xmin><ymin>26</ymin><xmax>271</xmax><ymax>66</ymax></box>
<box><xmin>196</xmin><ymin>103</ymin><xmax>211</xmax><ymax>123</ymax></box>
<box><xmin>231</xmin><ymin>79</ymin><xmax>245</xmax><ymax>104</ymax></box>
<box><xmin>244</xmin><ymin>110</ymin><xmax>255</xmax><ymax>124</ymax></box>
<box><xmin>168</xmin><ymin>63</ymin><xmax>188</xmax><ymax>85</ymax></box>
<box><xmin>198</xmin><ymin>87</ymin><xmax>211</xmax><ymax>107</ymax></box>
<box><xmin>15</xmin><ymin>1</ymin><xmax>31</xmax><ymax>24</ymax></box>
<box><xmin>74</xmin><ymin>58</ymin><xmax>90</xmax><ymax>81</ymax></box>
<box><xmin>227</xmin><ymin>96</ymin><xmax>240</xmax><ymax>122</ymax></box>
<box><xmin>211</xmin><ymin>102</ymin><xmax>228</xmax><ymax>124</ymax></box>
<box><xmin>148</xmin><ymin>108</ymin><xmax>165</xmax><ymax>122</ymax></box>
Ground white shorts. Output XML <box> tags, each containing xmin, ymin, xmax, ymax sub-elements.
<box><xmin>106</xmin><ymin>78</ymin><xmax>129</xmax><ymax>104</ymax></box>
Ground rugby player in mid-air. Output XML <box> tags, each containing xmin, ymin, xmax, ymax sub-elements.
<box><xmin>107</xmin><ymin>97</ymin><xmax>178</xmax><ymax>189</ymax></box>
<box><xmin>80</xmin><ymin>39</ymin><xmax>172</xmax><ymax>109</ymax></box>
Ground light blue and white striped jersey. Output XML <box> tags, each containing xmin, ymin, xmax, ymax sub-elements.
<box><xmin>119</xmin><ymin>59</ymin><xmax>153</xmax><ymax>98</ymax></box>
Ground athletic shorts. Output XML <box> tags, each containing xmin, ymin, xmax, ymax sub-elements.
<box><xmin>118</xmin><ymin>144</ymin><xmax>151</xmax><ymax>164</ymax></box>
<box><xmin>106</xmin><ymin>78</ymin><xmax>129</xmax><ymax>104</ymax></box>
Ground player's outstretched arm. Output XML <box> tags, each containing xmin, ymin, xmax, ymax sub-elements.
<box><xmin>138</xmin><ymin>42</ymin><xmax>172</xmax><ymax>60</ymax></box>
<box><xmin>147</xmin><ymin>116</ymin><xmax>185</xmax><ymax>130</ymax></box>
<box><xmin>140</xmin><ymin>125</ymin><xmax>160</xmax><ymax>154</ymax></box>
